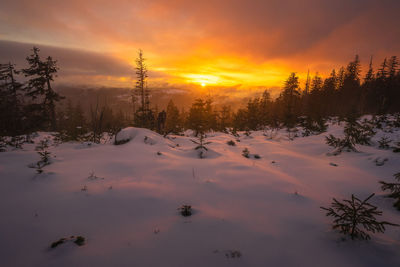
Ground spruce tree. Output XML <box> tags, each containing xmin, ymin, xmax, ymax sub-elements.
<box><xmin>0</xmin><ymin>62</ymin><xmax>24</xmax><ymax>135</ymax></box>
<box><xmin>279</xmin><ymin>72</ymin><xmax>301</xmax><ymax>128</ymax></box>
<box><xmin>218</xmin><ymin>105</ymin><xmax>232</xmax><ymax>132</ymax></box>
<box><xmin>339</xmin><ymin>55</ymin><xmax>362</xmax><ymax>116</ymax></box>
<box><xmin>133</xmin><ymin>49</ymin><xmax>154</xmax><ymax>129</ymax></box>
<box><xmin>164</xmin><ymin>99</ymin><xmax>181</xmax><ymax>135</ymax></box>
<box><xmin>380</xmin><ymin>172</ymin><xmax>400</xmax><ymax>210</ymax></box>
<box><xmin>186</xmin><ymin>99</ymin><xmax>208</xmax><ymax>136</ymax></box>
<box><xmin>22</xmin><ymin>47</ymin><xmax>63</xmax><ymax>131</ymax></box>
<box><xmin>321</xmin><ymin>193</ymin><xmax>398</xmax><ymax>240</ymax></box>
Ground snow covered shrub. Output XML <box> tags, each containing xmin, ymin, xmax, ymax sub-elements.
<box><xmin>225</xmin><ymin>250</ymin><xmax>242</xmax><ymax>258</ymax></box>
<box><xmin>263</xmin><ymin>128</ymin><xmax>278</xmax><ymax>140</ymax></box>
<box><xmin>34</xmin><ymin>139</ymin><xmax>52</xmax><ymax>174</ymax></box>
<box><xmin>321</xmin><ymin>193</ymin><xmax>397</xmax><ymax>240</ymax></box>
<box><xmin>242</xmin><ymin>148</ymin><xmax>250</xmax><ymax>158</ymax></box>
<box><xmin>241</xmin><ymin>148</ymin><xmax>260</xmax><ymax>159</ymax></box>
<box><xmin>35</xmin><ymin>138</ymin><xmax>50</xmax><ymax>151</ymax></box>
<box><xmin>344</xmin><ymin>119</ymin><xmax>376</xmax><ymax>145</ymax></box>
<box><xmin>178</xmin><ymin>205</ymin><xmax>192</xmax><ymax>217</ymax></box>
<box><xmin>230</xmin><ymin>129</ymin><xmax>240</xmax><ymax>138</ymax></box>
<box><xmin>300</xmin><ymin>117</ymin><xmax>328</xmax><ymax>137</ymax></box>
<box><xmin>0</xmin><ymin>136</ymin><xmax>6</xmax><ymax>152</ymax></box>
<box><xmin>378</xmin><ymin>136</ymin><xmax>391</xmax><ymax>149</ymax></box>
<box><xmin>227</xmin><ymin>140</ymin><xmax>236</xmax><ymax>146</ymax></box>
<box><xmin>286</xmin><ymin>127</ymin><xmax>298</xmax><ymax>140</ymax></box>
<box><xmin>50</xmin><ymin>238</ymin><xmax>66</xmax><ymax>248</ymax></box>
<box><xmin>392</xmin><ymin>142</ymin><xmax>400</xmax><ymax>153</ymax></box>
<box><xmin>8</xmin><ymin>135</ymin><xmax>24</xmax><ymax>149</ymax></box>
<box><xmin>191</xmin><ymin>134</ymin><xmax>211</xmax><ymax>159</ymax></box>
<box><xmin>393</xmin><ymin>113</ymin><xmax>400</xmax><ymax>128</ymax></box>
<box><xmin>38</xmin><ymin>151</ymin><xmax>51</xmax><ymax>166</ymax></box>
<box><xmin>53</xmin><ymin>128</ymin><xmax>88</xmax><ymax>143</ymax></box>
<box><xmin>50</xmin><ymin>236</ymin><xmax>85</xmax><ymax>249</ymax></box>
<box><xmin>325</xmin><ymin>134</ymin><xmax>356</xmax><ymax>154</ymax></box>
<box><xmin>380</xmin><ymin>173</ymin><xmax>400</xmax><ymax>210</ymax></box>
<box><xmin>144</xmin><ymin>136</ymin><xmax>156</xmax><ymax>145</ymax></box>
<box><xmin>325</xmin><ymin>118</ymin><xmax>376</xmax><ymax>155</ymax></box>
<box><xmin>74</xmin><ymin>236</ymin><xmax>85</xmax><ymax>246</ymax></box>
<box><xmin>244</xmin><ymin>129</ymin><xmax>251</xmax><ymax>137</ymax></box>
<box><xmin>87</xmin><ymin>171</ymin><xmax>103</xmax><ymax>180</ymax></box>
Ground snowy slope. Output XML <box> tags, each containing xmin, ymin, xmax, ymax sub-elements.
<box><xmin>0</xmin><ymin>125</ymin><xmax>400</xmax><ymax>267</ymax></box>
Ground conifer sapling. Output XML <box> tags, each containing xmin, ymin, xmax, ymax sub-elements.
<box><xmin>242</xmin><ymin>148</ymin><xmax>250</xmax><ymax>158</ymax></box>
<box><xmin>227</xmin><ymin>140</ymin><xmax>236</xmax><ymax>146</ymax></box>
<box><xmin>191</xmin><ymin>133</ymin><xmax>211</xmax><ymax>159</ymax></box>
<box><xmin>321</xmin><ymin>193</ymin><xmax>398</xmax><ymax>240</ymax></box>
<box><xmin>378</xmin><ymin>136</ymin><xmax>391</xmax><ymax>149</ymax></box>
<box><xmin>380</xmin><ymin>172</ymin><xmax>400</xmax><ymax>210</ymax></box>
<box><xmin>179</xmin><ymin>205</ymin><xmax>192</xmax><ymax>217</ymax></box>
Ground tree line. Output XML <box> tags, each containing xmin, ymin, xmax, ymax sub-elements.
<box><xmin>1</xmin><ymin>49</ymin><xmax>400</xmax><ymax>140</ymax></box>
<box><xmin>161</xmin><ymin>55</ymin><xmax>400</xmax><ymax>136</ymax></box>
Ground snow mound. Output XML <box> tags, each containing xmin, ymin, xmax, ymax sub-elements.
<box><xmin>114</xmin><ymin>127</ymin><xmax>164</xmax><ymax>145</ymax></box>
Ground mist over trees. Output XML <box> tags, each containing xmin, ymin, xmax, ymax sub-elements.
<box><xmin>1</xmin><ymin>49</ymin><xmax>400</xmax><ymax>140</ymax></box>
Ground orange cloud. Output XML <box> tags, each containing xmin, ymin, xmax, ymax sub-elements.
<box><xmin>1</xmin><ymin>0</ymin><xmax>400</xmax><ymax>91</ymax></box>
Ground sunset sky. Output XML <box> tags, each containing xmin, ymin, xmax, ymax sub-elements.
<box><xmin>1</xmin><ymin>0</ymin><xmax>400</xmax><ymax>94</ymax></box>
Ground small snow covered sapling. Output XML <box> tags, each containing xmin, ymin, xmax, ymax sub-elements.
<box><xmin>321</xmin><ymin>193</ymin><xmax>398</xmax><ymax>240</ymax></box>
<box><xmin>244</xmin><ymin>129</ymin><xmax>251</xmax><ymax>137</ymax></box>
<box><xmin>380</xmin><ymin>173</ymin><xmax>400</xmax><ymax>210</ymax></box>
<box><xmin>325</xmin><ymin>134</ymin><xmax>356</xmax><ymax>154</ymax></box>
<box><xmin>35</xmin><ymin>138</ymin><xmax>50</xmax><ymax>151</ymax></box>
<box><xmin>231</xmin><ymin>129</ymin><xmax>240</xmax><ymax>138</ymax></box>
<box><xmin>191</xmin><ymin>133</ymin><xmax>211</xmax><ymax>159</ymax></box>
<box><xmin>0</xmin><ymin>136</ymin><xmax>6</xmax><ymax>152</ymax></box>
<box><xmin>378</xmin><ymin>136</ymin><xmax>391</xmax><ymax>149</ymax></box>
<box><xmin>74</xmin><ymin>236</ymin><xmax>86</xmax><ymax>246</ymax></box>
<box><xmin>227</xmin><ymin>140</ymin><xmax>236</xmax><ymax>146</ymax></box>
<box><xmin>179</xmin><ymin>205</ymin><xmax>192</xmax><ymax>217</ymax></box>
<box><xmin>300</xmin><ymin>117</ymin><xmax>328</xmax><ymax>137</ymax></box>
<box><xmin>225</xmin><ymin>250</ymin><xmax>242</xmax><ymax>259</ymax></box>
<box><xmin>242</xmin><ymin>148</ymin><xmax>250</xmax><ymax>158</ymax></box>
<box><xmin>50</xmin><ymin>236</ymin><xmax>86</xmax><ymax>249</ymax></box>
<box><xmin>325</xmin><ymin>118</ymin><xmax>376</xmax><ymax>155</ymax></box>
<box><xmin>87</xmin><ymin>171</ymin><xmax>104</xmax><ymax>180</ymax></box>
<box><xmin>286</xmin><ymin>127</ymin><xmax>299</xmax><ymax>140</ymax></box>
<box><xmin>50</xmin><ymin>238</ymin><xmax>66</xmax><ymax>248</ymax></box>
<box><xmin>38</xmin><ymin>151</ymin><xmax>51</xmax><ymax>166</ymax></box>
<box><xmin>34</xmin><ymin>139</ymin><xmax>52</xmax><ymax>174</ymax></box>
<box><xmin>393</xmin><ymin>142</ymin><xmax>400</xmax><ymax>153</ymax></box>
<box><xmin>8</xmin><ymin>135</ymin><xmax>25</xmax><ymax>149</ymax></box>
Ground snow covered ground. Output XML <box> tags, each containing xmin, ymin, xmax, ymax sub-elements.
<box><xmin>1</xmin><ymin>123</ymin><xmax>400</xmax><ymax>267</ymax></box>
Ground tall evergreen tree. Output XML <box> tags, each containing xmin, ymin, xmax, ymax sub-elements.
<box><xmin>133</xmin><ymin>49</ymin><xmax>154</xmax><ymax>128</ymax></box>
<box><xmin>22</xmin><ymin>47</ymin><xmax>63</xmax><ymax>131</ymax></box>
<box><xmin>218</xmin><ymin>105</ymin><xmax>232</xmax><ymax>132</ymax></box>
<box><xmin>339</xmin><ymin>55</ymin><xmax>362</xmax><ymax>116</ymax></box>
<box><xmin>165</xmin><ymin>99</ymin><xmax>181</xmax><ymax>134</ymax></box>
<box><xmin>186</xmin><ymin>99</ymin><xmax>208</xmax><ymax>136</ymax></box>
<box><xmin>278</xmin><ymin>72</ymin><xmax>301</xmax><ymax>127</ymax></box>
<box><xmin>0</xmin><ymin>62</ymin><xmax>24</xmax><ymax>135</ymax></box>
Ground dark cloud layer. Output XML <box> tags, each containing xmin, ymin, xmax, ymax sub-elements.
<box><xmin>1</xmin><ymin>0</ymin><xmax>400</xmax><ymax>87</ymax></box>
<box><xmin>0</xmin><ymin>40</ymin><xmax>132</xmax><ymax>76</ymax></box>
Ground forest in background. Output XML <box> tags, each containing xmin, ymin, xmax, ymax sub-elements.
<box><xmin>1</xmin><ymin>47</ymin><xmax>400</xmax><ymax>142</ymax></box>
